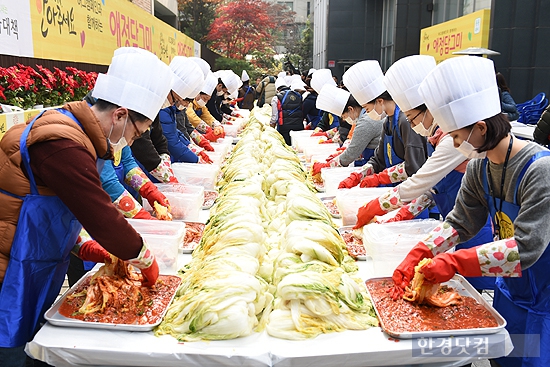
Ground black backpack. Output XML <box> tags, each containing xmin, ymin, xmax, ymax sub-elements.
<box><xmin>257</xmin><ymin>76</ymin><xmax>276</xmax><ymax>106</ymax></box>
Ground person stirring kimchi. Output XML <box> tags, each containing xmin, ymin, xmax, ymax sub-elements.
<box><xmin>392</xmin><ymin>56</ymin><xmax>550</xmax><ymax>367</ymax></box>
<box><xmin>0</xmin><ymin>48</ymin><xmax>172</xmax><ymax>366</ymax></box>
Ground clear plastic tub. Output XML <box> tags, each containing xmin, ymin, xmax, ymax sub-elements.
<box><xmin>303</xmin><ymin>143</ymin><xmax>339</xmax><ymax>162</ymax></box>
<box><xmin>335</xmin><ymin>187</ymin><xmax>389</xmax><ymax>225</ymax></box>
<box><xmin>321</xmin><ymin>167</ymin><xmax>363</xmax><ymax>196</ymax></box>
<box><xmin>205</xmin><ymin>151</ymin><xmax>224</xmax><ymax>165</ymax></box>
<box><xmin>126</xmin><ymin>219</ymin><xmax>186</xmax><ymax>274</ymax></box>
<box><xmin>290</xmin><ymin>130</ymin><xmax>316</xmax><ymax>148</ymax></box>
<box><xmin>362</xmin><ymin>219</ymin><xmax>441</xmax><ymax>277</ymax></box>
<box><xmin>222</xmin><ymin>124</ymin><xmax>239</xmax><ymax>137</ymax></box>
<box><xmin>172</xmin><ymin>163</ymin><xmax>220</xmax><ymax>190</ymax></box>
<box><xmin>143</xmin><ymin>184</ymin><xmax>204</xmax><ymax>221</ymax></box>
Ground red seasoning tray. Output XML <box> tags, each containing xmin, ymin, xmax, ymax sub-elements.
<box><xmin>180</xmin><ymin>221</ymin><xmax>205</xmax><ymax>253</ymax></box>
<box><xmin>338</xmin><ymin>225</ymin><xmax>366</xmax><ymax>261</ymax></box>
<box><xmin>364</xmin><ymin>275</ymin><xmax>506</xmax><ymax>339</ymax></box>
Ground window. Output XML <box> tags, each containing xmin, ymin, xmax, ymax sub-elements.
<box><xmin>432</xmin><ymin>0</ymin><xmax>462</xmax><ymax>25</ymax></box>
<box><xmin>462</xmin><ymin>0</ymin><xmax>491</xmax><ymax>15</ymax></box>
<box><xmin>380</xmin><ymin>0</ymin><xmax>396</xmax><ymax>70</ymax></box>
<box><xmin>277</xmin><ymin>1</ymin><xmax>294</xmax><ymax>11</ymax></box>
<box><xmin>307</xmin><ymin>1</ymin><xmax>310</xmax><ymax>16</ymax></box>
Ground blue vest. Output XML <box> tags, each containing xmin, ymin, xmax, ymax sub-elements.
<box><xmin>383</xmin><ymin>106</ymin><xmax>403</xmax><ymax>168</ymax></box>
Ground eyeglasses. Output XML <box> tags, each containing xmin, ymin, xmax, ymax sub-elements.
<box><xmin>127</xmin><ymin>114</ymin><xmax>142</xmax><ymax>138</ymax></box>
<box><xmin>406</xmin><ymin>110</ymin><xmax>423</xmax><ymax>125</ymax></box>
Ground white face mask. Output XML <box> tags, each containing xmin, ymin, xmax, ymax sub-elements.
<box><xmin>109</xmin><ymin>115</ymin><xmax>128</xmax><ymax>153</ymax></box>
<box><xmin>217</xmin><ymin>91</ymin><xmax>225</xmax><ymax>96</ymax></box>
<box><xmin>456</xmin><ymin>127</ymin><xmax>486</xmax><ymax>159</ymax></box>
<box><xmin>367</xmin><ymin>104</ymin><xmax>387</xmax><ymax>121</ymax></box>
<box><xmin>411</xmin><ymin>112</ymin><xmax>432</xmax><ymax>137</ymax></box>
<box><xmin>344</xmin><ymin>116</ymin><xmax>355</xmax><ymax>124</ymax></box>
<box><xmin>196</xmin><ymin>98</ymin><xmax>206</xmax><ymax>107</ymax></box>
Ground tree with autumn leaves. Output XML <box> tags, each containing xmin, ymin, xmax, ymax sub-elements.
<box><xmin>205</xmin><ymin>0</ymin><xmax>292</xmax><ymax>60</ymax></box>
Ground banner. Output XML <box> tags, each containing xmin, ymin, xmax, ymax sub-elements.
<box><xmin>419</xmin><ymin>9</ymin><xmax>491</xmax><ymax>63</ymax></box>
<box><xmin>0</xmin><ymin>0</ymin><xmax>199</xmax><ymax>66</ymax></box>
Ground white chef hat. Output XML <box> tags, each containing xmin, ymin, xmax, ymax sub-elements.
<box><xmin>384</xmin><ymin>55</ymin><xmax>436</xmax><ymax>111</ymax></box>
<box><xmin>291</xmin><ymin>79</ymin><xmax>307</xmax><ymax>92</ymax></box>
<box><xmin>342</xmin><ymin>60</ymin><xmax>386</xmax><ymax>105</ymax></box>
<box><xmin>275</xmin><ymin>76</ymin><xmax>288</xmax><ymax>90</ymax></box>
<box><xmin>201</xmin><ymin>71</ymin><xmax>218</xmax><ymax>95</ymax></box>
<box><xmin>219</xmin><ymin>71</ymin><xmax>242</xmax><ymax>94</ymax></box>
<box><xmin>188</xmin><ymin>57</ymin><xmax>211</xmax><ymax>78</ymax></box>
<box><xmin>316</xmin><ymin>84</ymin><xmax>350</xmax><ymax>116</ymax></box>
<box><xmin>310</xmin><ymin>69</ymin><xmax>336</xmax><ymax>94</ymax></box>
<box><xmin>418</xmin><ymin>56</ymin><xmax>500</xmax><ymax>133</ymax></box>
<box><xmin>229</xmin><ymin>89</ymin><xmax>238</xmax><ymax>100</ymax></box>
<box><xmin>169</xmin><ymin>56</ymin><xmax>204</xmax><ymax>99</ymax></box>
<box><xmin>307</xmin><ymin>68</ymin><xmax>316</xmax><ymax>77</ymax></box>
<box><xmin>92</xmin><ymin>48</ymin><xmax>173</xmax><ymax>121</ymax></box>
<box><xmin>241</xmin><ymin>70</ymin><xmax>250</xmax><ymax>82</ymax></box>
<box><xmin>278</xmin><ymin>71</ymin><xmax>287</xmax><ymax>79</ymax></box>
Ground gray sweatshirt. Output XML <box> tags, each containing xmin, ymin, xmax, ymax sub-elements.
<box><xmin>447</xmin><ymin>142</ymin><xmax>550</xmax><ymax>270</ymax></box>
<box><xmin>337</xmin><ymin>112</ymin><xmax>382</xmax><ymax>167</ymax></box>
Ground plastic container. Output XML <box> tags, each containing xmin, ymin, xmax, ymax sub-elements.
<box><xmin>205</xmin><ymin>151</ymin><xmax>225</xmax><ymax>165</ymax></box>
<box><xmin>303</xmin><ymin>143</ymin><xmax>339</xmax><ymax>162</ymax></box>
<box><xmin>335</xmin><ymin>187</ymin><xmax>389</xmax><ymax>225</ymax></box>
<box><xmin>290</xmin><ymin>130</ymin><xmax>316</xmax><ymax>148</ymax></box>
<box><xmin>143</xmin><ymin>184</ymin><xmax>204</xmax><ymax>221</ymax></box>
<box><xmin>223</xmin><ymin>124</ymin><xmax>239</xmax><ymax>137</ymax></box>
<box><xmin>126</xmin><ymin>219</ymin><xmax>186</xmax><ymax>274</ymax></box>
<box><xmin>172</xmin><ymin>163</ymin><xmax>220</xmax><ymax>190</ymax></box>
<box><xmin>321</xmin><ymin>167</ymin><xmax>363</xmax><ymax>196</ymax></box>
<box><xmin>362</xmin><ymin>219</ymin><xmax>441</xmax><ymax>277</ymax></box>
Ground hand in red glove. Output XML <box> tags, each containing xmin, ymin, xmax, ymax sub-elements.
<box><xmin>138</xmin><ymin>181</ymin><xmax>169</xmax><ymax>209</ymax></box>
<box><xmin>338</xmin><ymin>172</ymin><xmax>363</xmax><ymax>189</ymax></box>
<box><xmin>198</xmin><ymin>137</ymin><xmax>214</xmax><ymax>151</ymax></box>
<box><xmin>360</xmin><ymin>172</ymin><xmax>391</xmax><ymax>188</ymax></box>
<box><xmin>312</xmin><ymin>161</ymin><xmax>331</xmax><ymax>176</ymax></box>
<box><xmin>310</xmin><ymin>130</ymin><xmax>328</xmax><ymax>137</ymax></box>
<box><xmin>168</xmin><ymin>175</ymin><xmax>179</xmax><ymax>183</ymax></box>
<box><xmin>141</xmin><ymin>259</ymin><xmax>159</xmax><ymax>287</ymax></box>
<box><xmin>380</xmin><ymin>205</ymin><xmax>416</xmax><ymax>223</ymax></box>
<box><xmin>78</xmin><ymin>240</ymin><xmax>111</xmax><ymax>263</ymax></box>
<box><xmin>320</xmin><ymin>139</ymin><xmax>333</xmax><ymax>144</ymax></box>
<box><xmin>420</xmin><ymin>247</ymin><xmax>482</xmax><ymax>284</ymax></box>
<box><xmin>198</xmin><ymin>150</ymin><xmax>213</xmax><ymax>164</ymax></box>
<box><xmin>353</xmin><ymin>198</ymin><xmax>387</xmax><ymax>229</ymax></box>
<box><xmin>390</xmin><ymin>242</ymin><xmax>434</xmax><ymax>299</ymax></box>
<box><xmin>204</xmin><ymin>126</ymin><xmax>225</xmax><ymax>142</ymax></box>
<box><xmin>133</xmin><ymin>208</ymin><xmax>156</xmax><ymax>220</ymax></box>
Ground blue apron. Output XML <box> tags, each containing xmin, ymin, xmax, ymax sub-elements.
<box><xmin>482</xmin><ymin>152</ymin><xmax>550</xmax><ymax>367</ymax></box>
<box><xmin>354</xmin><ymin>109</ymin><xmax>376</xmax><ymax>167</ymax></box>
<box><xmin>0</xmin><ymin>112</ymin><xmax>82</xmax><ymax>347</ymax></box>
<box><xmin>383</xmin><ymin>106</ymin><xmax>403</xmax><ymax>168</ymax></box>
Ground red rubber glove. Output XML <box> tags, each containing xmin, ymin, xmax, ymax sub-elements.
<box><xmin>353</xmin><ymin>198</ymin><xmax>387</xmax><ymax>229</ymax></box>
<box><xmin>168</xmin><ymin>175</ymin><xmax>179</xmax><ymax>183</ymax></box>
<box><xmin>380</xmin><ymin>205</ymin><xmax>416</xmax><ymax>223</ymax></box>
<box><xmin>138</xmin><ymin>181</ymin><xmax>169</xmax><ymax>209</ymax></box>
<box><xmin>133</xmin><ymin>208</ymin><xmax>156</xmax><ymax>220</ymax></box>
<box><xmin>204</xmin><ymin>126</ymin><xmax>225</xmax><ymax>142</ymax></box>
<box><xmin>304</xmin><ymin>124</ymin><xmax>312</xmax><ymax>130</ymax></box>
<box><xmin>320</xmin><ymin>139</ymin><xmax>333</xmax><ymax>144</ymax></box>
<box><xmin>311</xmin><ymin>130</ymin><xmax>328</xmax><ymax>137</ymax></box>
<box><xmin>390</xmin><ymin>242</ymin><xmax>434</xmax><ymax>300</ymax></box>
<box><xmin>78</xmin><ymin>240</ymin><xmax>111</xmax><ymax>263</ymax></box>
<box><xmin>312</xmin><ymin>161</ymin><xmax>331</xmax><ymax>176</ymax></box>
<box><xmin>198</xmin><ymin>137</ymin><xmax>214</xmax><ymax>151</ymax></box>
<box><xmin>338</xmin><ymin>172</ymin><xmax>362</xmax><ymax>189</ymax></box>
<box><xmin>198</xmin><ymin>150</ymin><xmax>213</xmax><ymax>164</ymax></box>
<box><xmin>326</xmin><ymin>151</ymin><xmax>343</xmax><ymax>161</ymax></box>
<box><xmin>141</xmin><ymin>259</ymin><xmax>159</xmax><ymax>287</ymax></box>
<box><xmin>420</xmin><ymin>247</ymin><xmax>482</xmax><ymax>284</ymax></box>
<box><xmin>360</xmin><ymin>171</ymin><xmax>391</xmax><ymax>188</ymax></box>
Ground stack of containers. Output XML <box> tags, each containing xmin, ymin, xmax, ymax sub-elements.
<box><xmin>143</xmin><ymin>183</ymin><xmax>204</xmax><ymax>221</ymax></box>
<box><xmin>172</xmin><ymin>162</ymin><xmax>220</xmax><ymax>190</ymax></box>
<box><xmin>335</xmin><ymin>187</ymin><xmax>389</xmax><ymax>225</ymax></box>
<box><xmin>362</xmin><ymin>219</ymin><xmax>441</xmax><ymax>277</ymax></box>
<box><xmin>126</xmin><ymin>219</ymin><xmax>186</xmax><ymax>274</ymax></box>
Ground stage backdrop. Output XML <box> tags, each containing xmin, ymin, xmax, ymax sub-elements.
<box><xmin>0</xmin><ymin>0</ymin><xmax>200</xmax><ymax>65</ymax></box>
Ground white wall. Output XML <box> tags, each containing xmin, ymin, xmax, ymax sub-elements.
<box><xmin>312</xmin><ymin>0</ymin><xmax>328</xmax><ymax>69</ymax></box>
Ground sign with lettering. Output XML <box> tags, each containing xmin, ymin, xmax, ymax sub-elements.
<box><xmin>0</xmin><ymin>0</ymin><xmax>199</xmax><ymax>66</ymax></box>
<box><xmin>420</xmin><ymin>9</ymin><xmax>490</xmax><ymax>63</ymax></box>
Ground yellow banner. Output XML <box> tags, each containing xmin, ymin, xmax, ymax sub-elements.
<box><xmin>420</xmin><ymin>9</ymin><xmax>491</xmax><ymax>63</ymax></box>
<box><xmin>28</xmin><ymin>0</ymin><xmax>197</xmax><ymax>65</ymax></box>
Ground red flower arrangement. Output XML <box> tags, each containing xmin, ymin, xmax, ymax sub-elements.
<box><xmin>0</xmin><ymin>64</ymin><xmax>97</xmax><ymax>110</ymax></box>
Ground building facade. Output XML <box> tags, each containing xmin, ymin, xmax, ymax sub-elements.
<box><xmin>313</xmin><ymin>0</ymin><xmax>550</xmax><ymax>103</ymax></box>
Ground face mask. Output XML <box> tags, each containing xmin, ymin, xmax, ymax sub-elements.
<box><xmin>217</xmin><ymin>91</ymin><xmax>225</xmax><ymax>96</ymax></box>
<box><xmin>196</xmin><ymin>98</ymin><xmax>206</xmax><ymax>107</ymax></box>
<box><xmin>411</xmin><ymin>112</ymin><xmax>431</xmax><ymax>137</ymax></box>
<box><xmin>456</xmin><ymin>127</ymin><xmax>486</xmax><ymax>159</ymax></box>
<box><xmin>367</xmin><ymin>104</ymin><xmax>387</xmax><ymax>121</ymax></box>
<box><xmin>344</xmin><ymin>116</ymin><xmax>355</xmax><ymax>124</ymax></box>
<box><xmin>109</xmin><ymin>115</ymin><xmax>128</xmax><ymax>154</ymax></box>
<box><xmin>177</xmin><ymin>104</ymin><xmax>186</xmax><ymax>111</ymax></box>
